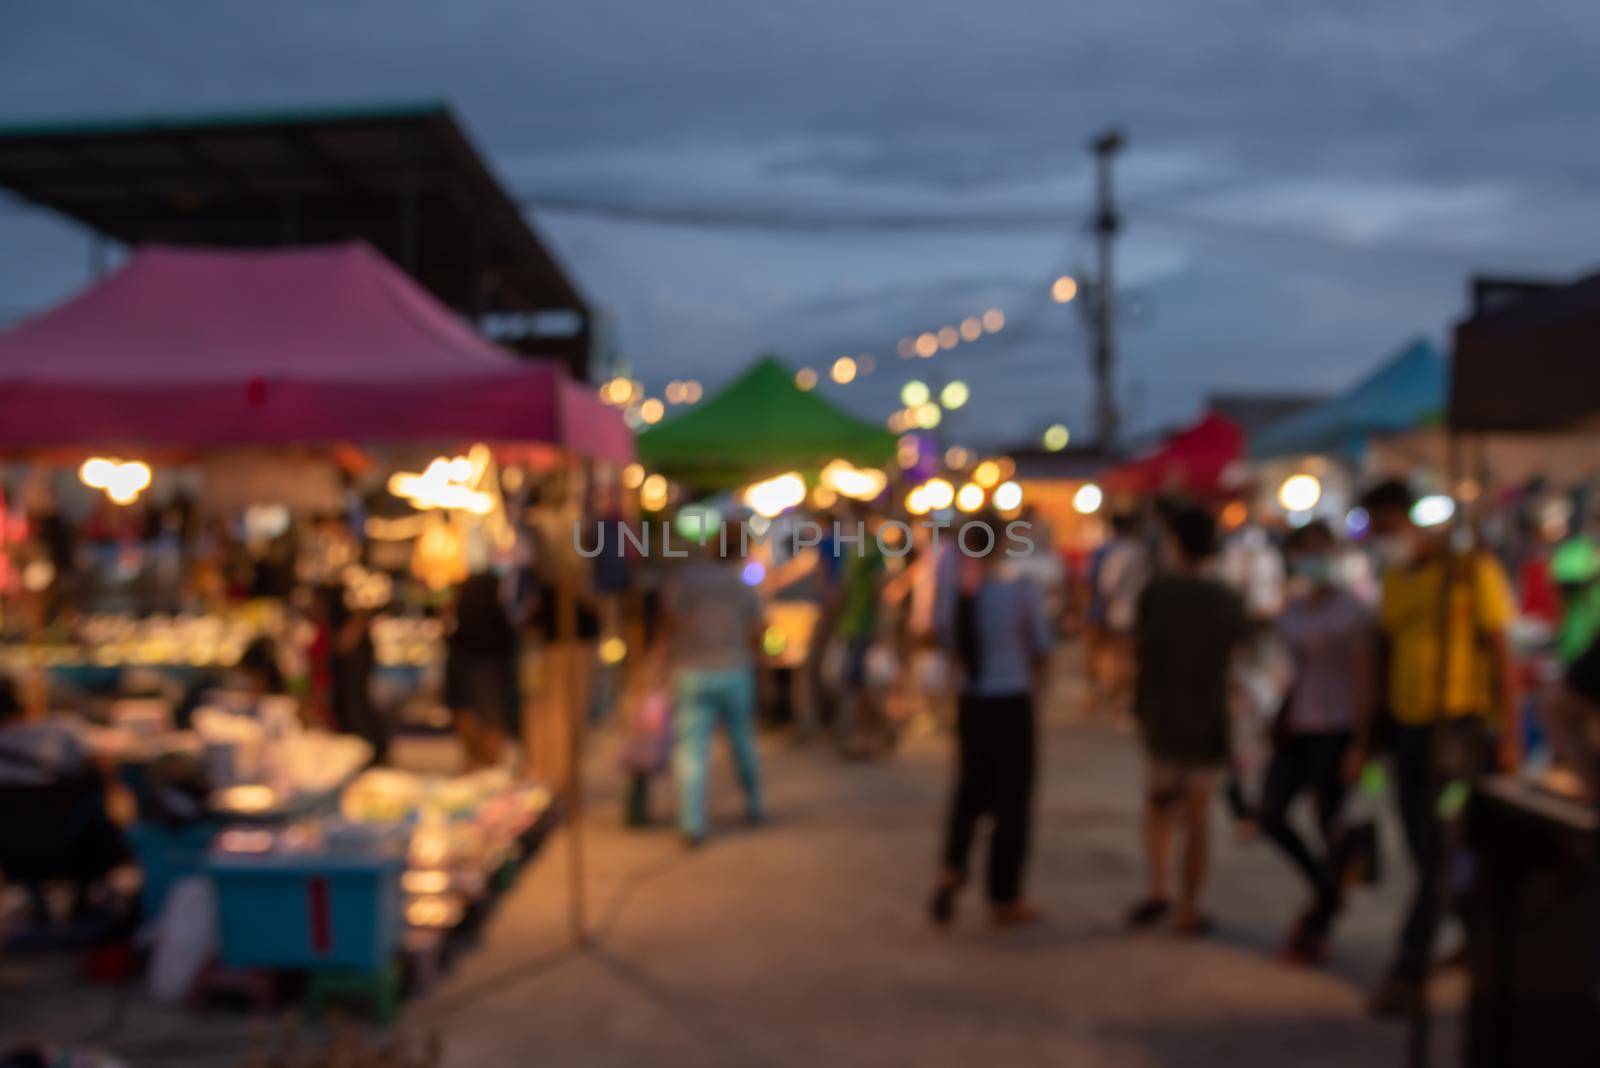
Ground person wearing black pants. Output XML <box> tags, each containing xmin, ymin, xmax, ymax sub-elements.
<box><xmin>1261</xmin><ymin>519</ymin><xmax>1376</xmax><ymax>963</ymax></box>
<box><xmin>929</xmin><ymin>516</ymin><xmax>1053</xmax><ymax>928</ymax></box>
<box><xmin>1257</xmin><ymin>730</ymin><xmax>1354</xmax><ymax>957</ymax></box>
<box><xmin>943</xmin><ymin>693</ymin><xmax>1036</xmax><ymax>907</ymax></box>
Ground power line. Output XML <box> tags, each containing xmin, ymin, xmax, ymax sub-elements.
<box><xmin>520</xmin><ymin>194</ymin><xmax>1080</xmax><ymax>232</ymax></box>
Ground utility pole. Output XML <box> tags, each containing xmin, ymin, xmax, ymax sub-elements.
<box><xmin>1090</xmin><ymin>128</ymin><xmax>1124</xmax><ymax>452</ymax></box>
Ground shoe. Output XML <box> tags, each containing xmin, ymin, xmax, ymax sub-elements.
<box><xmin>1175</xmin><ymin>913</ymin><xmax>1215</xmax><ymax>938</ymax></box>
<box><xmin>1367</xmin><ymin>974</ymin><xmax>1425</xmax><ymax>1018</ymax></box>
<box><xmin>1280</xmin><ymin>919</ymin><xmax>1328</xmax><ymax>966</ymax></box>
<box><xmin>929</xmin><ymin>881</ymin><xmax>961</xmax><ymax>928</ymax></box>
<box><xmin>991</xmin><ymin>901</ymin><xmax>1042</xmax><ymax>928</ymax></box>
<box><xmin>1125</xmin><ymin>898</ymin><xmax>1170</xmax><ymax>929</ymax></box>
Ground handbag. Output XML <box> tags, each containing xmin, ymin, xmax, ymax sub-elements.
<box><xmin>619</xmin><ymin>689</ymin><xmax>673</xmax><ymax>776</ymax></box>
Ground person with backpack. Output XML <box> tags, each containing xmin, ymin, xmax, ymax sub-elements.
<box><xmin>928</xmin><ymin>515</ymin><xmax>1053</xmax><ymax>929</ymax></box>
<box><xmin>1359</xmin><ymin>479</ymin><xmax>1520</xmax><ymax>1017</ymax></box>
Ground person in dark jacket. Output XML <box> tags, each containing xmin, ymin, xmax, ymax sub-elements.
<box><xmin>446</xmin><ymin>571</ymin><xmax>521</xmax><ymax>768</ymax></box>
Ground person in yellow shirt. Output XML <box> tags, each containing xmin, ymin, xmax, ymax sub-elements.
<box><xmin>1359</xmin><ymin>480</ymin><xmax>1520</xmax><ymax>1017</ymax></box>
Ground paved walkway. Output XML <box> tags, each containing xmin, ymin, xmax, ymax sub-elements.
<box><xmin>1</xmin><ymin>654</ymin><xmax>1465</xmax><ymax>1065</ymax></box>
<box><xmin>416</xmin><ymin>679</ymin><xmax>1463</xmax><ymax>1067</ymax></box>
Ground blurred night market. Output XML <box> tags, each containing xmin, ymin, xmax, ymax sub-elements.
<box><xmin>2</xmin><ymin>5</ymin><xmax>1600</xmax><ymax>1067</ymax></box>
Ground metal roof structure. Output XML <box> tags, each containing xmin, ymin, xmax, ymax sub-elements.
<box><xmin>1452</xmin><ymin>271</ymin><xmax>1600</xmax><ymax>432</ymax></box>
<box><xmin>0</xmin><ymin>101</ymin><xmax>593</xmax><ymax>375</ymax></box>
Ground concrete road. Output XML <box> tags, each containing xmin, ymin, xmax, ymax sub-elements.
<box><xmin>0</xmin><ymin>655</ymin><xmax>1464</xmax><ymax>1066</ymax></box>
<box><xmin>418</xmin><ymin>687</ymin><xmax>1462</xmax><ymax>1067</ymax></box>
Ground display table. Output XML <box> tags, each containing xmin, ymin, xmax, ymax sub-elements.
<box><xmin>1467</xmin><ymin>776</ymin><xmax>1600</xmax><ymax>1068</ymax></box>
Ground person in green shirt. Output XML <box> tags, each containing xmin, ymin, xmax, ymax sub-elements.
<box><xmin>834</xmin><ymin>510</ymin><xmax>888</xmax><ymax>757</ymax></box>
<box><xmin>1551</xmin><ymin>535</ymin><xmax>1600</xmax><ymax>664</ymax></box>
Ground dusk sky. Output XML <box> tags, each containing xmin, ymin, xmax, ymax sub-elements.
<box><xmin>3</xmin><ymin>1</ymin><xmax>1597</xmax><ymax>446</ymax></box>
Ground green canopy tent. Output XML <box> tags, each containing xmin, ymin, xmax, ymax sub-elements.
<box><xmin>637</xmin><ymin>356</ymin><xmax>898</xmax><ymax>489</ymax></box>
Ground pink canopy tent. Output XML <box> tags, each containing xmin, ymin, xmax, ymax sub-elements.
<box><xmin>0</xmin><ymin>242</ymin><xmax>631</xmax><ymax>461</ymax></box>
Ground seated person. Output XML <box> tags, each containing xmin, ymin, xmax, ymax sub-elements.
<box><xmin>0</xmin><ymin>676</ymin><xmax>127</xmax><ymax>921</ymax></box>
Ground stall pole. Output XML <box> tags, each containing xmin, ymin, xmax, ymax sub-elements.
<box><xmin>560</xmin><ymin>462</ymin><xmax>590</xmax><ymax>946</ymax></box>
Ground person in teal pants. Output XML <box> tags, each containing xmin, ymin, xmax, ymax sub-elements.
<box><xmin>674</xmin><ymin>667</ymin><xmax>764</xmax><ymax>842</ymax></box>
<box><xmin>661</xmin><ymin>528</ymin><xmax>766</xmax><ymax>845</ymax></box>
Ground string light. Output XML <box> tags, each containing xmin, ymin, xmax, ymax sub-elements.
<box><xmin>795</xmin><ymin>367</ymin><xmax>818</xmax><ymax>391</ymax></box>
<box><xmin>960</xmin><ymin>317</ymin><xmax>982</xmax><ymax>341</ymax></box>
<box><xmin>388</xmin><ymin>452</ymin><xmax>494</xmax><ymax>515</ymax></box>
<box><xmin>915</xmin><ymin>332</ymin><xmax>939</xmax><ymax>358</ymax></box>
<box><xmin>1277</xmin><ymin>473</ymin><xmax>1321</xmax><ymax>513</ymax></box>
<box><xmin>1051</xmin><ymin>276</ymin><xmax>1079</xmax><ymax>303</ymax></box>
<box><xmin>937</xmin><ymin>326</ymin><xmax>959</xmax><ymax>350</ymax></box>
<box><xmin>1042</xmin><ymin>424</ymin><xmax>1070</xmax><ymax>451</ymax></box>
<box><xmin>831</xmin><ymin>356</ymin><xmax>858</xmax><ymax>384</ymax></box>
<box><xmin>993</xmin><ymin>481</ymin><xmax>1023</xmax><ymax>511</ymax></box>
<box><xmin>940</xmin><ymin>381</ymin><xmax>970</xmax><ymax>410</ymax></box>
<box><xmin>956</xmin><ymin>483</ymin><xmax>985</xmax><ymax>512</ymax></box>
<box><xmin>981</xmin><ymin>308</ymin><xmax>1005</xmax><ymax>332</ymax></box>
<box><xmin>1072</xmin><ymin>482</ymin><xmax>1103</xmax><ymax>514</ymax></box>
<box><xmin>80</xmin><ymin>457</ymin><xmax>152</xmax><ymax>506</ymax></box>
<box><xmin>901</xmin><ymin>380</ymin><xmax>930</xmax><ymax>407</ymax></box>
<box><xmin>820</xmin><ymin>459</ymin><xmax>888</xmax><ymax>501</ymax></box>
<box><xmin>639</xmin><ymin>398</ymin><xmax>665</xmax><ymax>424</ymax></box>
<box><xmin>744</xmin><ymin>472</ymin><xmax>807</xmax><ymax>518</ymax></box>
<box><xmin>920</xmin><ymin>478</ymin><xmax>956</xmax><ymax>511</ymax></box>
<box><xmin>640</xmin><ymin>474</ymin><xmax>669</xmax><ymax>511</ymax></box>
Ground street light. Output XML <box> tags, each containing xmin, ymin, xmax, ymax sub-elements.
<box><xmin>1277</xmin><ymin>473</ymin><xmax>1321</xmax><ymax>513</ymax></box>
<box><xmin>1072</xmin><ymin>482</ymin><xmax>1103</xmax><ymax>514</ymax></box>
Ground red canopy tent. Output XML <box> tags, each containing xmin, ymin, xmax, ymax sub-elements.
<box><xmin>0</xmin><ymin>242</ymin><xmax>630</xmax><ymax>460</ymax></box>
<box><xmin>1102</xmin><ymin>412</ymin><xmax>1244</xmax><ymax>497</ymax></box>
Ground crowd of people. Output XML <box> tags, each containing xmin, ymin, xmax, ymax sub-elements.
<box><xmin>631</xmin><ymin>472</ymin><xmax>1597</xmax><ymax>1027</ymax></box>
<box><xmin>7</xmin><ymin>460</ymin><xmax>1600</xmax><ymax>1032</ymax></box>
<box><xmin>1067</xmin><ymin>477</ymin><xmax>1590</xmax><ymax>1018</ymax></box>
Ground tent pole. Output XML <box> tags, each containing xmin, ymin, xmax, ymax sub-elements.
<box><xmin>561</xmin><ymin>460</ymin><xmax>590</xmax><ymax>947</ymax></box>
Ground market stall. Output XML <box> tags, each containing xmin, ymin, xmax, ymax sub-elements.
<box><xmin>1244</xmin><ymin>339</ymin><xmax>1447</xmax><ymax>522</ymax></box>
<box><xmin>1448</xmin><ymin>272</ymin><xmax>1600</xmax><ymax>1066</ymax></box>
<box><xmin>1249</xmin><ymin>339</ymin><xmax>1447</xmax><ymax>463</ymax></box>
<box><xmin>636</xmin><ymin>355</ymin><xmax>896</xmax><ymax>489</ymax></box>
<box><xmin>1101</xmin><ymin>411</ymin><xmax>1244</xmax><ymax>500</ymax></box>
<box><xmin>0</xmin><ymin>242</ymin><xmax>629</xmax><ymax>1006</ymax></box>
<box><xmin>634</xmin><ymin>354</ymin><xmax>898</xmax><ymax>730</ymax></box>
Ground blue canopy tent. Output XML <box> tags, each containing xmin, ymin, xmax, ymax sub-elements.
<box><xmin>1249</xmin><ymin>338</ymin><xmax>1447</xmax><ymax>461</ymax></box>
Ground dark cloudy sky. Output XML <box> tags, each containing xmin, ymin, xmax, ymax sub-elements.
<box><xmin>2</xmin><ymin>1</ymin><xmax>1597</xmax><ymax>446</ymax></box>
